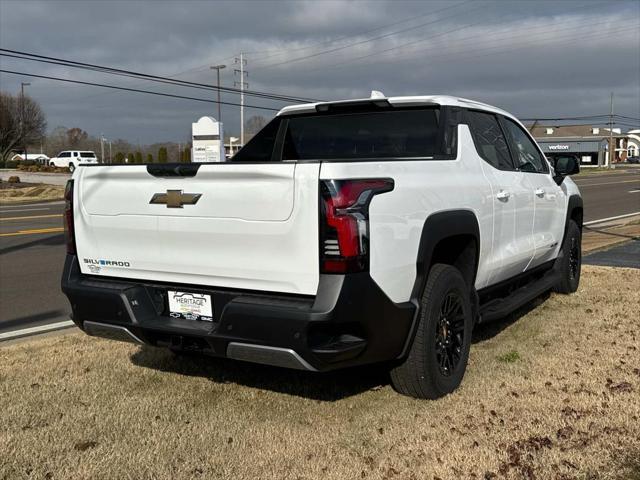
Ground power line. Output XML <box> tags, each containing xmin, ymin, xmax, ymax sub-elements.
<box><xmin>246</xmin><ymin>0</ymin><xmax>472</xmax><ymax>60</ymax></box>
<box><xmin>0</xmin><ymin>69</ymin><xmax>281</xmax><ymax>112</ymax></box>
<box><xmin>307</xmin><ymin>3</ymin><xmax>621</xmax><ymax>72</ymax></box>
<box><xmin>250</xmin><ymin>0</ymin><xmax>476</xmax><ymax>71</ymax></box>
<box><xmin>0</xmin><ymin>49</ymin><xmax>319</xmax><ymax>104</ymax></box>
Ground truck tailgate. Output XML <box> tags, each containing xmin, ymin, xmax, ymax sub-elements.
<box><xmin>73</xmin><ymin>163</ymin><xmax>320</xmax><ymax>295</ymax></box>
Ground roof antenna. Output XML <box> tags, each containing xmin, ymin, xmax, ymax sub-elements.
<box><xmin>370</xmin><ymin>90</ymin><xmax>385</xmax><ymax>99</ymax></box>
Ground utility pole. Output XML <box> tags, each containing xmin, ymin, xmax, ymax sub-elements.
<box><xmin>20</xmin><ymin>82</ymin><xmax>30</xmax><ymax>162</ymax></box>
<box><xmin>608</xmin><ymin>92</ymin><xmax>614</xmax><ymax>168</ymax></box>
<box><xmin>210</xmin><ymin>64</ymin><xmax>226</xmax><ymax>122</ymax></box>
<box><xmin>234</xmin><ymin>53</ymin><xmax>248</xmax><ymax>146</ymax></box>
<box><xmin>108</xmin><ymin>140</ymin><xmax>112</xmax><ymax>164</ymax></box>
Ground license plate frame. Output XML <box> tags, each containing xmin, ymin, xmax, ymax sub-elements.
<box><xmin>167</xmin><ymin>291</ymin><xmax>213</xmax><ymax>322</ymax></box>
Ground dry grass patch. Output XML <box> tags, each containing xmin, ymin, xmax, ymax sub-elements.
<box><xmin>1</xmin><ymin>266</ymin><xmax>639</xmax><ymax>479</ymax></box>
<box><xmin>0</xmin><ymin>184</ymin><xmax>64</xmax><ymax>205</ymax></box>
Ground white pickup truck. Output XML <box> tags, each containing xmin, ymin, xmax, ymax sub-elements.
<box><xmin>61</xmin><ymin>94</ymin><xmax>582</xmax><ymax>399</ymax></box>
<box><xmin>49</xmin><ymin>150</ymin><xmax>99</xmax><ymax>172</ymax></box>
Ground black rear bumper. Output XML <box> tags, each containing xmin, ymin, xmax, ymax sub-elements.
<box><xmin>61</xmin><ymin>255</ymin><xmax>415</xmax><ymax>371</ymax></box>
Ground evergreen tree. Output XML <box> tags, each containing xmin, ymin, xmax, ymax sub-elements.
<box><xmin>182</xmin><ymin>147</ymin><xmax>191</xmax><ymax>163</ymax></box>
<box><xmin>114</xmin><ymin>152</ymin><xmax>125</xmax><ymax>164</ymax></box>
<box><xmin>127</xmin><ymin>153</ymin><xmax>135</xmax><ymax>164</ymax></box>
<box><xmin>158</xmin><ymin>147</ymin><xmax>168</xmax><ymax>163</ymax></box>
<box><xmin>135</xmin><ymin>151</ymin><xmax>142</xmax><ymax>164</ymax></box>
<box><xmin>147</xmin><ymin>153</ymin><xmax>153</xmax><ymax>163</ymax></box>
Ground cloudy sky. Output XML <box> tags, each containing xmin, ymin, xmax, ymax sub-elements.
<box><xmin>1</xmin><ymin>0</ymin><xmax>639</xmax><ymax>144</ymax></box>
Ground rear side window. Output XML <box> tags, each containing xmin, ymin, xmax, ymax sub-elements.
<box><xmin>282</xmin><ymin>109</ymin><xmax>445</xmax><ymax>160</ymax></box>
<box><xmin>465</xmin><ymin>111</ymin><xmax>513</xmax><ymax>171</ymax></box>
<box><xmin>501</xmin><ymin>118</ymin><xmax>549</xmax><ymax>173</ymax></box>
<box><xmin>80</xmin><ymin>152</ymin><xmax>96</xmax><ymax>158</ymax></box>
<box><xmin>59</xmin><ymin>152</ymin><xmax>71</xmax><ymax>158</ymax></box>
<box><xmin>232</xmin><ymin>118</ymin><xmax>281</xmax><ymax>162</ymax></box>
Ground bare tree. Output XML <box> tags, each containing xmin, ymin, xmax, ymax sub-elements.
<box><xmin>0</xmin><ymin>91</ymin><xmax>47</xmax><ymax>161</ymax></box>
<box><xmin>66</xmin><ymin>127</ymin><xmax>88</xmax><ymax>148</ymax></box>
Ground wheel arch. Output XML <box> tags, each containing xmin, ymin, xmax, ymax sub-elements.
<box><xmin>411</xmin><ymin>209</ymin><xmax>480</xmax><ymax>299</ymax></box>
<box><xmin>564</xmin><ymin>195</ymin><xmax>583</xmax><ymax>240</ymax></box>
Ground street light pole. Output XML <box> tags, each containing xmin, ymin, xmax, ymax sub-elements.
<box><xmin>20</xmin><ymin>82</ymin><xmax>31</xmax><ymax>162</ymax></box>
<box><xmin>210</xmin><ymin>64</ymin><xmax>226</xmax><ymax>122</ymax></box>
<box><xmin>100</xmin><ymin>134</ymin><xmax>105</xmax><ymax>164</ymax></box>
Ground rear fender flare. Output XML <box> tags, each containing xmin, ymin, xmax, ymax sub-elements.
<box><xmin>399</xmin><ymin>209</ymin><xmax>480</xmax><ymax>358</ymax></box>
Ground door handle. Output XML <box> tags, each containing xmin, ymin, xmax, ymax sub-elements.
<box><xmin>535</xmin><ymin>188</ymin><xmax>545</xmax><ymax>197</ymax></box>
<box><xmin>496</xmin><ymin>190</ymin><xmax>511</xmax><ymax>200</ymax></box>
<box><xmin>496</xmin><ymin>190</ymin><xmax>510</xmax><ymax>201</ymax></box>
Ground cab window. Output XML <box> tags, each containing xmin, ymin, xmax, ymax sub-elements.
<box><xmin>501</xmin><ymin>118</ymin><xmax>549</xmax><ymax>173</ymax></box>
<box><xmin>465</xmin><ymin>110</ymin><xmax>514</xmax><ymax>171</ymax></box>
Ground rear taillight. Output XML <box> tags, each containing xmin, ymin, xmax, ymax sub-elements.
<box><xmin>64</xmin><ymin>180</ymin><xmax>76</xmax><ymax>255</ymax></box>
<box><xmin>319</xmin><ymin>179</ymin><xmax>393</xmax><ymax>274</ymax></box>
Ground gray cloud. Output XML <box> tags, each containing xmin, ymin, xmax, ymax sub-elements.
<box><xmin>0</xmin><ymin>0</ymin><xmax>638</xmax><ymax>144</ymax></box>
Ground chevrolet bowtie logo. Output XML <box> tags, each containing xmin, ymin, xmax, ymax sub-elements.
<box><xmin>149</xmin><ymin>190</ymin><xmax>202</xmax><ymax>208</ymax></box>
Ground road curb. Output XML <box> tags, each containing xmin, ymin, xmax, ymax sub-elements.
<box><xmin>0</xmin><ymin>320</ymin><xmax>75</xmax><ymax>343</ymax></box>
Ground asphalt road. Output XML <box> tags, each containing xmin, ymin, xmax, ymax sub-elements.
<box><xmin>0</xmin><ymin>169</ymin><xmax>638</xmax><ymax>336</ymax></box>
<box><xmin>573</xmin><ymin>170</ymin><xmax>640</xmax><ymax>222</ymax></box>
<box><xmin>0</xmin><ymin>201</ymin><xmax>68</xmax><ymax>334</ymax></box>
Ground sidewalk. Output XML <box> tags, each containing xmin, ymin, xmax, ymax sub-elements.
<box><xmin>582</xmin><ymin>216</ymin><xmax>640</xmax><ymax>253</ymax></box>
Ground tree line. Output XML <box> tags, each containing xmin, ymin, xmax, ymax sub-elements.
<box><xmin>1</xmin><ymin>90</ymin><xmax>269</xmax><ymax>164</ymax></box>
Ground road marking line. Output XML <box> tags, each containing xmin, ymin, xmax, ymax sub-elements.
<box><xmin>576</xmin><ymin>180</ymin><xmax>639</xmax><ymax>187</ymax></box>
<box><xmin>629</xmin><ymin>189</ymin><xmax>640</xmax><ymax>193</ymax></box>
<box><xmin>0</xmin><ymin>214</ymin><xmax>62</xmax><ymax>221</ymax></box>
<box><xmin>0</xmin><ymin>227</ymin><xmax>64</xmax><ymax>237</ymax></box>
<box><xmin>584</xmin><ymin>212</ymin><xmax>640</xmax><ymax>226</ymax></box>
<box><xmin>0</xmin><ymin>320</ymin><xmax>75</xmax><ymax>342</ymax></box>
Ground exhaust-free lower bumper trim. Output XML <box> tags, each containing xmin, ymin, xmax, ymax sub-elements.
<box><xmin>226</xmin><ymin>342</ymin><xmax>317</xmax><ymax>371</ymax></box>
<box><xmin>83</xmin><ymin>321</ymin><xmax>145</xmax><ymax>345</ymax></box>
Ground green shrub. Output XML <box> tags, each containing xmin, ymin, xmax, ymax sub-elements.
<box><xmin>4</xmin><ymin>160</ymin><xmax>19</xmax><ymax>169</ymax></box>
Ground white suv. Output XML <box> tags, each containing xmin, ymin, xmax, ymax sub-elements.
<box><xmin>49</xmin><ymin>151</ymin><xmax>99</xmax><ymax>172</ymax></box>
<box><xmin>61</xmin><ymin>94</ymin><xmax>582</xmax><ymax>399</ymax></box>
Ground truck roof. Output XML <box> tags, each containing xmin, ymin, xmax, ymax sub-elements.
<box><xmin>277</xmin><ymin>94</ymin><xmax>516</xmax><ymax>120</ymax></box>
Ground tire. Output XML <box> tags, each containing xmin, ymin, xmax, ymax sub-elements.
<box><xmin>49</xmin><ymin>161</ymin><xmax>55</xmax><ymax>167</ymax></box>
<box><xmin>553</xmin><ymin>220</ymin><xmax>581</xmax><ymax>294</ymax></box>
<box><xmin>68</xmin><ymin>163</ymin><xmax>75</xmax><ymax>173</ymax></box>
<box><xmin>390</xmin><ymin>263</ymin><xmax>473</xmax><ymax>399</ymax></box>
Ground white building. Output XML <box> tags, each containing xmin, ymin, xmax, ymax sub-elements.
<box><xmin>626</xmin><ymin>129</ymin><xmax>640</xmax><ymax>158</ymax></box>
<box><xmin>10</xmin><ymin>153</ymin><xmax>50</xmax><ymax>164</ymax></box>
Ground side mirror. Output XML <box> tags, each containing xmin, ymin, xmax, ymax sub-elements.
<box><xmin>552</xmin><ymin>155</ymin><xmax>580</xmax><ymax>185</ymax></box>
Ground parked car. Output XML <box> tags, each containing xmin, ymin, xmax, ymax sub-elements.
<box><xmin>61</xmin><ymin>94</ymin><xmax>582</xmax><ymax>399</ymax></box>
<box><xmin>49</xmin><ymin>151</ymin><xmax>99</xmax><ymax>172</ymax></box>
<box><xmin>626</xmin><ymin>156</ymin><xmax>640</xmax><ymax>164</ymax></box>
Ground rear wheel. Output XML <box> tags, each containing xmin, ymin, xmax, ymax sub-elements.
<box><xmin>390</xmin><ymin>263</ymin><xmax>473</xmax><ymax>399</ymax></box>
<box><xmin>554</xmin><ymin>220</ymin><xmax>581</xmax><ymax>294</ymax></box>
<box><xmin>68</xmin><ymin>163</ymin><xmax>75</xmax><ymax>173</ymax></box>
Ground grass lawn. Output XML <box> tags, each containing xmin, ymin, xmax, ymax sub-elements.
<box><xmin>1</xmin><ymin>265</ymin><xmax>639</xmax><ymax>479</ymax></box>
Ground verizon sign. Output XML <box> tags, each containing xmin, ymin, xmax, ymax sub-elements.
<box><xmin>548</xmin><ymin>144</ymin><xmax>570</xmax><ymax>151</ymax></box>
